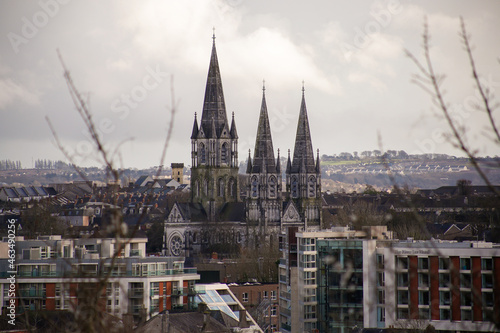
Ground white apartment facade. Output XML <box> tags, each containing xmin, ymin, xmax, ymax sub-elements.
<box><xmin>0</xmin><ymin>235</ymin><xmax>199</xmax><ymax>321</ymax></box>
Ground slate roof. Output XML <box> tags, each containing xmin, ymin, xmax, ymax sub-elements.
<box><xmin>171</xmin><ymin>202</ymin><xmax>208</xmax><ymax>222</ymax></box>
<box><xmin>218</xmin><ymin>202</ymin><xmax>246</xmax><ymax>222</ymax></box>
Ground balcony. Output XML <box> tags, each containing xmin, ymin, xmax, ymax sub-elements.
<box><xmin>281</xmin><ymin>322</ymin><xmax>292</xmax><ymax>332</ymax></box>
<box><xmin>129</xmin><ymin>304</ymin><xmax>143</xmax><ymax>314</ymax></box>
<box><xmin>129</xmin><ymin>249</ymin><xmax>142</xmax><ymax>257</ymax></box>
<box><xmin>128</xmin><ymin>288</ymin><xmax>144</xmax><ymax>298</ymax></box>
<box><xmin>18</xmin><ymin>289</ymin><xmax>46</xmax><ymax>298</ymax></box>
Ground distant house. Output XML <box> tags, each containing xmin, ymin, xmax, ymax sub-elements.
<box><xmin>134</xmin><ymin>175</ymin><xmax>154</xmax><ymax>187</ymax></box>
<box><xmin>0</xmin><ymin>186</ymin><xmax>57</xmax><ymax>202</ymax></box>
<box><xmin>60</xmin><ymin>208</ymin><xmax>94</xmax><ymax>227</ymax></box>
<box><xmin>427</xmin><ymin>222</ymin><xmax>473</xmax><ymax>240</ymax></box>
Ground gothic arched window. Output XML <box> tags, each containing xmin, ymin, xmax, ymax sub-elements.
<box><xmin>199</xmin><ymin>143</ymin><xmax>206</xmax><ymax>164</ymax></box>
<box><xmin>308</xmin><ymin>176</ymin><xmax>316</xmax><ymax>197</ymax></box>
<box><xmin>229</xmin><ymin>178</ymin><xmax>236</xmax><ymax>198</ymax></box>
<box><xmin>203</xmin><ymin>179</ymin><xmax>208</xmax><ymax>195</ymax></box>
<box><xmin>251</xmin><ymin>176</ymin><xmax>258</xmax><ymax>198</ymax></box>
<box><xmin>221</xmin><ymin>143</ymin><xmax>228</xmax><ymax>164</ymax></box>
<box><xmin>269</xmin><ymin>176</ymin><xmax>277</xmax><ymax>198</ymax></box>
<box><xmin>218</xmin><ymin>178</ymin><xmax>225</xmax><ymax>197</ymax></box>
<box><xmin>195</xmin><ymin>180</ymin><xmax>200</xmax><ymax>198</ymax></box>
<box><xmin>291</xmin><ymin>176</ymin><xmax>298</xmax><ymax>198</ymax></box>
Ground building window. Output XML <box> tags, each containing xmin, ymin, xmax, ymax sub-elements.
<box><xmin>377</xmin><ymin>254</ymin><xmax>384</xmax><ymax>269</ymax></box>
<box><xmin>200</xmin><ymin>143</ymin><xmax>206</xmax><ymax>164</ymax></box>
<box><xmin>291</xmin><ymin>176</ymin><xmax>298</xmax><ymax>198</ymax></box>
<box><xmin>397</xmin><ymin>308</ymin><xmax>409</xmax><ymax>319</ymax></box>
<box><xmin>242</xmin><ymin>292</ymin><xmax>248</xmax><ymax>303</ymax></box>
<box><xmin>439</xmin><ymin>257</ymin><xmax>449</xmax><ymax>270</ymax></box>
<box><xmin>396</xmin><ymin>257</ymin><xmax>408</xmax><ymax>270</ymax></box>
<box><xmin>221</xmin><ymin>143</ymin><xmax>228</xmax><ymax>164</ymax></box>
<box><xmin>482</xmin><ymin>258</ymin><xmax>493</xmax><ymax>270</ymax></box>
<box><xmin>397</xmin><ymin>273</ymin><xmax>408</xmax><ymax>287</ymax></box>
<box><xmin>263</xmin><ymin>291</ymin><xmax>268</xmax><ymax>299</ymax></box>
<box><xmin>269</xmin><ymin>176</ymin><xmax>277</xmax><ymax>198</ymax></box>
<box><xmin>440</xmin><ymin>308</ymin><xmax>451</xmax><ymax>320</ymax></box>
<box><xmin>440</xmin><ymin>291</ymin><xmax>451</xmax><ymax>305</ymax></box>
<box><xmin>419</xmin><ymin>308</ymin><xmax>430</xmax><ymax>320</ymax></box>
<box><xmin>251</xmin><ymin>176</ymin><xmax>258</xmax><ymax>198</ymax></box>
<box><xmin>378</xmin><ymin>307</ymin><xmax>385</xmax><ymax>322</ymax></box>
<box><xmin>461</xmin><ymin>309</ymin><xmax>472</xmax><ymax>321</ymax></box>
<box><xmin>229</xmin><ymin>178</ymin><xmax>236</xmax><ymax>198</ymax></box>
<box><xmin>271</xmin><ymin>305</ymin><xmax>277</xmax><ymax>317</ymax></box>
<box><xmin>377</xmin><ymin>272</ymin><xmax>385</xmax><ymax>287</ymax></box>
<box><xmin>304</xmin><ymin>271</ymin><xmax>316</xmax><ymax>285</ymax></box>
<box><xmin>461</xmin><ymin>291</ymin><xmax>472</xmax><ymax>307</ymax></box>
<box><xmin>439</xmin><ymin>272</ymin><xmax>450</xmax><ymax>288</ymax></box>
<box><xmin>304</xmin><ymin>305</ymin><xmax>316</xmax><ymax>319</ymax></box>
<box><xmin>397</xmin><ymin>290</ymin><xmax>409</xmax><ymax>305</ymax></box>
<box><xmin>378</xmin><ymin>290</ymin><xmax>385</xmax><ymax>304</ymax></box>
<box><xmin>460</xmin><ymin>257</ymin><xmax>471</xmax><ymax>270</ymax></box>
<box><xmin>419</xmin><ymin>290</ymin><xmax>430</xmax><ymax>305</ymax></box>
<box><xmin>483</xmin><ymin>292</ymin><xmax>494</xmax><ymax>307</ymax></box>
<box><xmin>218</xmin><ymin>178</ymin><xmax>224</xmax><ymax>197</ymax></box>
<box><xmin>418</xmin><ymin>257</ymin><xmax>429</xmax><ymax>270</ymax></box>
<box><xmin>418</xmin><ymin>272</ymin><xmax>429</xmax><ymax>288</ymax></box>
<box><xmin>461</xmin><ymin>273</ymin><xmax>471</xmax><ymax>288</ymax></box>
<box><xmin>308</xmin><ymin>176</ymin><xmax>316</xmax><ymax>197</ymax></box>
<box><xmin>203</xmin><ymin>179</ymin><xmax>208</xmax><ymax>195</ymax></box>
<box><xmin>271</xmin><ymin>290</ymin><xmax>276</xmax><ymax>300</ymax></box>
<box><xmin>483</xmin><ymin>273</ymin><xmax>493</xmax><ymax>288</ymax></box>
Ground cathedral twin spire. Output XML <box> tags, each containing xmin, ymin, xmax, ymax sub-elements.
<box><xmin>249</xmin><ymin>81</ymin><xmax>319</xmax><ymax>176</ymax></box>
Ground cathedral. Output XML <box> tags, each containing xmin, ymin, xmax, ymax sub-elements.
<box><xmin>163</xmin><ymin>34</ymin><xmax>321</xmax><ymax>256</ymax></box>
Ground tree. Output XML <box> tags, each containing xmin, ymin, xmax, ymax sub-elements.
<box><xmin>406</xmin><ymin>17</ymin><xmax>499</xmax><ymax>197</ymax></box>
<box><xmin>37</xmin><ymin>52</ymin><xmax>177</xmax><ymax>332</ymax></box>
<box><xmin>405</xmin><ymin>16</ymin><xmax>500</xmax><ymax>330</ymax></box>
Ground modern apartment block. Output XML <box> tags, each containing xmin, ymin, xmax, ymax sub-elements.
<box><xmin>377</xmin><ymin>240</ymin><xmax>500</xmax><ymax>332</ymax></box>
<box><xmin>279</xmin><ymin>226</ymin><xmax>500</xmax><ymax>333</ymax></box>
<box><xmin>0</xmin><ymin>235</ymin><xmax>199</xmax><ymax>322</ymax></box>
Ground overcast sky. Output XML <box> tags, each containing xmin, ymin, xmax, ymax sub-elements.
<box><xmin>1</xmin><ymin>0</ymin><xmax>499</xmax><ymax>169</ymax></box>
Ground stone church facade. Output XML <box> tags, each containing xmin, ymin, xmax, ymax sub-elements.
<box><xmin>163</xmin><ymin>35</ymin><xmax>321</xmax><ymax>257</ymax></box>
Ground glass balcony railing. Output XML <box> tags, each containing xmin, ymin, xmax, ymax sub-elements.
<box><xmin>128</xmin><ymin>288</ymin><xmax>144</xmax><ymax>298</ymax></box>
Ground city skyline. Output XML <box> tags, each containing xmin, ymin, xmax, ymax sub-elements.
<box><xmin>1</xmin><ymin>0</ymin><xmax>499</xmax><ymax>169</ymax></box>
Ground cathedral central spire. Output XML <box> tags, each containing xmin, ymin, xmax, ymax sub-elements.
<box><xmin>201</xmin><ymin>31</ymin><xmax>227</xmax><ymax>138</ymax></box>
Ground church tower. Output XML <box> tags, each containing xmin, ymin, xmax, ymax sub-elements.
<box><xmin>246</xmin><ymin>83</ymin><xmax>282</xmax><ymax>228</ymax></box>
<box><xmin>190</xmin><ymin>33</ymin><xmax>239</xmax><ymax>220</ymax></box>
<box><xmin>285</xmin><ymin>86</ymin><xmax>321</xmax><ymax>226</ymax></box>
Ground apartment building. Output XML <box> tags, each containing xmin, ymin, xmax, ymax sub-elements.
<box><xmin>0</xmin><ymin>235</ymin><xmax>199</xmax><ymax>322</ymax></box>
<box><xmin>279</xmin><ymin>226</ymin><xmax>500</xmax><ymax>333</ymax></box>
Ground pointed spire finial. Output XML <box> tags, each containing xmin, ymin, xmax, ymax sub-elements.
<box><xmin>232</xmin><ymin>111</ymin><xmax>234</xmax><ymax>118</ymax></box>
<box><xmin>195</xmin><ymin>112</ymin><xmax>197</xmax><ymax>119</ymax></box>
<box><xmin>288</xmin><ymin>149</ymin><xmax>291</xmax><ymax>157</ymax></box>
<box><xmin>302</xmin><ymin>81</ymin><xmax>305</xmax><ymax>95</ymax></box>
<box><xmin>212</xmin><ymin>27</ymin><xmax>216</xmax><ymax>43</ymax></box>
<box><xmin>262</xmin><ymin>79</ymin><xmax>266</xmax><ymax>93</ymax></box>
